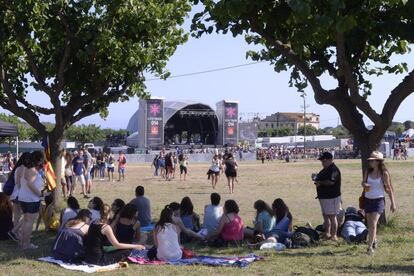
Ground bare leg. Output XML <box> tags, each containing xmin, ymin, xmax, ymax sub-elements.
<box><xmin>322</xmin><ymin>214</ymin><xmax>331</xmax><ymax>239</ymax></box>
<box><xmin>20</xmin><ymin>212</ymin><xmax>38</xmax><ymax>249</ymax></box>
<box><xmin>227</xmin><ymin>177</ymin><xmax>231</xmax><ymax>193</ymax></box>
<box><xmin>328</xmin><ymin>215</ymin><xmax>338</xmax><ymax>241</ymax></box>
<box><xmin>367</xmin><ymin>212</ymin><xmax>380</xmax><ymax>250</ymax></box>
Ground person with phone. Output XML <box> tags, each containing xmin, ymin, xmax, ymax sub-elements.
<box><xmin>313</xmin><ymin>152</ymin><xmax>341</xmax><ymax>242</ymax></box>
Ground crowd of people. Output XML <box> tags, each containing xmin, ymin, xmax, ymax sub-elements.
<box><xmin>61</xmin><ymin>148</ymin><xmax>127</xmax><ymax>199</ymax></box>
<box><xmin>0</xmin><ymin>148</ymin><xmax>397</xmax><ymax>265</ymax></box>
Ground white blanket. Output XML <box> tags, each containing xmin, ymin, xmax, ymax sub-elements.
<box><xmin>38</xmin><ymin>257</ymin><xmax>120</xmax><ymax>273</ymax></box>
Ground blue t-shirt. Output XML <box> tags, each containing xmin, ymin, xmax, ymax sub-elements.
<box><xmin>72</xmin><ymin>156</ymin><xmax>85</xmax><ymax>176</ymax></box>
<box><xmin>257</xmin><ymin>211</ymin><xmax>275</xmax><ymax>234</ymax></box>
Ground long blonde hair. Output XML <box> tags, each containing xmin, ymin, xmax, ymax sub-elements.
<box><xmin>99</xmin><ymin>204</ymin><xmax>111</xmax><ymax>224</ymax></box>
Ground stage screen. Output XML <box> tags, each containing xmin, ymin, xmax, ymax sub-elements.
<box><xmin>146</xmin><ymin>99</ymin><xmax>164</xmax><ymax>146</ymax></box>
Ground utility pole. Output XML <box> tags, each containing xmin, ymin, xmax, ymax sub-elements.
<box><xmin>300</xmin><ymin>93</ymin><xmax>310</xmax><ymax>158</ymax></box>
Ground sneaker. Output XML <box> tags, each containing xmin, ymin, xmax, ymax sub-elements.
<box><xmin>367</xmin><ymin>247</ymin><xmax>375</xmax><ymax>255</ymax></box>
<box><xmin>7</xmin><ymin>231</ymin><xmax>19</xmax><ymax>242</ymax></box>
<box><xmin>84</xmin><ymin>195</ymin><xmax>90</xmax><ymax>199</ymax></box>
<box><xmin>373</xmin><ymin>240</ymin><xmax>378</xmax><ymax>249</ymax></box>
<box><xmin>87</xmin><ymin>191</ymin><xmax>91</xmax><ymax>194</ymax></box>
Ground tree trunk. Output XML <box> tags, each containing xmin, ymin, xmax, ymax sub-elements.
<box><xmin>48</xmin><ymin>131</ymin><xmax>64</xmax><ymax>206</ymax></box>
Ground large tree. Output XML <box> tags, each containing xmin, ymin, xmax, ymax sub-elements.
<box><xmin>0</xmin><ymin>0</ymin><xmax>190</xmax><ymax>191</ymax></box>
<box><xmin>192</xmin><ymin>0</ymin><xmax>414</xmax><ymax>171</ymax></box>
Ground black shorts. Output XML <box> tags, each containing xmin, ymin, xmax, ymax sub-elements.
<box><xmin>225</xmin><ymin>171</ymin><xmax>237</xmax><ymax>178</ymax></box>
<box><xmin>19</xmin><ymin>201</ymin><xmax>40</xmax><ymax>214</ymax></box>
<box><xmin>180</xmin><ymin>166</ymin><xmax>187</xmax><ymax>174</ymax></box>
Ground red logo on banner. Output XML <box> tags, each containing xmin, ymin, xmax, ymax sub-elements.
<box><xmin>227</xmin><ymin>126</ymin><xmax>234</xmax><ymax>135</ymax></box>
<box><xmin>151</xmin><ymin>126</ymin><xmax>159</xmax><ymax>135</ymax></box>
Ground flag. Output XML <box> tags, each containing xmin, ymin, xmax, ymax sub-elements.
<box><xmin>42</xmin><ymin>136</ymin><xmax>57</xmax><ymax>191</ymax></box>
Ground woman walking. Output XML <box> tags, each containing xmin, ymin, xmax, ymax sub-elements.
<box><xmin>362</xmin><ymin>151</ymin><xmax>396</xmax><ymax>255</ymax></box>
<box><xmin>210</xmin><ymin>155</ymin><xmax>221</xmax><ymax>189</ymax></box>
<box><xmin>224</xmin><ymin>154</ymin><xmax>238</xmax><ymax>194</ymax></box>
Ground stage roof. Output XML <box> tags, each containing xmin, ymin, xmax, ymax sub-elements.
<box><xmin>126</xmin><ymin>100</ymin><xmax>215</xmax><ymax>133</ymax></box>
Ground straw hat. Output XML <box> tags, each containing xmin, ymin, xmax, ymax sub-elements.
<box><xmin>367</xmin><ymin>151</ymin><xmax>384</xmax><ymax>161</ymax></box>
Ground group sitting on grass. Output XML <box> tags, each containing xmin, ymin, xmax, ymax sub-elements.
<box><xmin>1</xmin><ymin>185</ymin><xmax>371</xmax><ymax>265</ymax></box>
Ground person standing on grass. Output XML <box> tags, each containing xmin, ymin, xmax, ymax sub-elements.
<box><xmin>72</xmin><ymin>150</ymin><xmax>89</xmax><ymax>199</ymax></box>
<box><xmin>64</xmin><ymin>151</ymin><xmax>74</xmax><ymax>197</ymax></box>
<box><xmin>210</xmin><ymin>155</ymin><xmax>221</xmax><ymax>189</ymax></box>
<box><xmin>313</xmin><ymin>151</ymin><xmax>341</xmax><ymax>241</ymax></box>
<box><xmin>152</xmin><ymin>154</ymin><xmax>160</xmax><ymax>176</ymax></box>
<box><xmin>18</xmin><ymin>151</ymin><xmax>45</xmax><ymax>250</ymax></box>
<box><xmin>84</xmin><ymin>147</ymin><xmax>93</xmax><ymax>194</ymax></box>
<box><xmin>362</xmin><ymin>151</ymin><xmax>396</xmax><ymax>255</ymax></box>
<box><xmin>107</xmin><ymin>153</ymin><xmax>116</xmax><ymax>182</ymax></box>
<box><xmin>179</xmin><ymin>154</ymin><xmax>189</xmax><ymax>181</ymax></box>
<box><xmin>224</xmin><ymin>154</ymin><xmax>238</xmax><ymax>194</ymax></box>
<box><xmin>117</xmin><ymin>151</ymin><xmax>126</xmax><ymax>182</ymax></box>
<box><xmin>7</xmin><ymin>152</ymin><xmax>31</xmax><ymax>242</ymax></box>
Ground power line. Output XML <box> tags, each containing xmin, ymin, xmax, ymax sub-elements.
<box><xmin>145</xmin><ymin>61</ymin><xmax>266</xmax><ymax>82</ymax></box>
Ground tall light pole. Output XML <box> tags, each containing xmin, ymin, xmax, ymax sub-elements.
<box><xmin>300</xmin><ymin>93</ymin><xmax>310</xmax><ymax>158</ymax></box>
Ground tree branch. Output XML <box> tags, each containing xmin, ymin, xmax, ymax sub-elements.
<box><xmin>0</xmin><ymin>67</ymin><xmax>47</xmax><ymax>135</ymax></box>
<box><xmin>382</xmin><ymin>69</ymin><xmax>414</xmax><ymax>126</ymax></box>
<box><xmin>247</xmin><ymin>13</ymin><xmax>335</xmax><ymax>105</ymax></box>
<box><xmin>336</xmin><ymin>32</ymin><xmax>382</xmax><ymax>125</ymax></box>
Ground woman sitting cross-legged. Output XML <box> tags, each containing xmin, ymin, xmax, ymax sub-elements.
<box><xmin>51</xmin><ymin>209</ymin><xmax>92</xmax><ymax>263</ymax></box>
<box><xmin>248</xmin><ymin>198</ymin><xmax>293</xmax><ymax>247</ymax></box>
<box><xmin>180</xmin><ymin>196</ymin><xmax>201</xmax><ymax>242</ymax></box>
<box><xmin>169</xmin><ymin>202</ymin><xmax>204</xmax><ymax>242</ymax></box>
<box><xmin>244</xmin><ymin>200</ymin><xmax>275</xmax><ymax>241</ymax></box>
<box><xmin>59</xmin><ymin>196</ymin><xmax>80</xmax><ymax>229</ymax></box>
<box><xmin>110</xmin><ymin>203</ymin><xmax>141</xmax><ymax>244</ymax></box>
<box><xmin>206</xmin><ymin>199</ymin><xmax>245</xmax><ymax>247</ymax></box>
<box><xmin>150</xmin><ymin>205</ymin><xmax>183</xmax><ymax>261</ymax></box>
<box><xmin>84</xmin><ymin>204</ymin><xmax>145</xmax><ymax>265</ymax></box>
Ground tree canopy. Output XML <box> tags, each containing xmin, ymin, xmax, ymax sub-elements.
<box><xmin>0</xmin><ymin>0</ymin><xmax>190</xmax><ymax>160</ymax></box>
<box><xmin>192</xmin><ymin>0</ymin><xmax>414</xmax><ymax>167</ymax></box>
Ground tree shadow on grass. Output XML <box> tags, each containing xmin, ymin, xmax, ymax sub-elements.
<box><xmin>355</xmin><ymin>264</ymin><xmax>414</xmax><ymax>274</ymax></box>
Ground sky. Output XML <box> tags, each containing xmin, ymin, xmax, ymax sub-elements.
<box><xmin>2</xmin><ymin>7</ymin><xmax>414</xmax><ymax>130</ymax></box>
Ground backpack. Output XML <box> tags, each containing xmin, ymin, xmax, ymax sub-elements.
<box><xmin>294</xmin><ymin>226</ymin><xmax>320</xmax><ymax>242</ymax></box>
<box><xmin>3</xmin><ymin>171</ymin><xmax>16</xmax><ymax>196</ymax></box>
<box><xmin>292</xmin><ymin>232</ymin><xmax>311</xmax><ymax>247</ymax></box>
<box><xmin>51</xmin><ymin>228</ymin><xmax>85</xmax><ymax>262</ymax></box>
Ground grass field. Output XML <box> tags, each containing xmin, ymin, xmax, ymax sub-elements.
<box><xmin>1</xmin><ymin>159</ymin><xmax>413</xmax><ymax>275</ymax></box>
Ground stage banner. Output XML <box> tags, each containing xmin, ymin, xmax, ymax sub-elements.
<box><xmin>146</xmin><ymin>99</ymin><xmax>164</xmax><ymax>146</ymax></box>
<box><xmin>223</xmin><ymin>102</ymin><xmax>238</xmax><ymax>145</ymax></box>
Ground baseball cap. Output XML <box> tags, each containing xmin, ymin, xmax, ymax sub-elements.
<box><xmin>318</xmin><ymin>152</ymin><xmax>333</xmax><ymax>160</ymax></box>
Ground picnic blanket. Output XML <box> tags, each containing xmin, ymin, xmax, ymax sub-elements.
<box><xmin>38</xmin><ymin>257</ymin><xmax>123</xmax><ymax>273</ymax></box>
<box><xmin>128</xmin><ymin>249</ymin><xmax>263</xmax><ymax>268</ymax></box>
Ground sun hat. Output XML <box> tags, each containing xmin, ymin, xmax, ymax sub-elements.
<box><xmin>367</xmin><ymin>151</ymin><xmax>384</xmax><ymax>161</ymax></box>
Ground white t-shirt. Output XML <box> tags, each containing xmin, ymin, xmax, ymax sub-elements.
<box><xmin>203</xmin><ymin>205</ymin><xmax>223</xmax><ymax>234</ymax></box>
<box><xmin>61</xmin><ymin>208</ymin><xmax>79</xmax><ymax>227</ymax></box>
<box><xmin>156</xmin><ymin>223</ymin><xmax>182</xmax><ymax>261</ymax></box>
<box><xmin>18</xmin><ymin>171</ymin><xmax>43</xmax><ymax>203</ymax></box>
<box><xmin>11</xmin><ymin>165</ymin><xmax>24</xmax><ymax>201</ymax></box>
<box><xmin>365</xmin><ymin>175</ymin><xmax>385</xmax><ymax>199</ymax></box>
<box><xmin>90</xmin><ymin>209</ymin><xmax>101</xmax><ymax>223</ymax></box>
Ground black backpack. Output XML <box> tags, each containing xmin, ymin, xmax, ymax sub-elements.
<box><xmin>51</xmin><ymin>228</ymin><xmax>85</xmax><ymax>262</ymax></box>
<box><xmin>294</xmin><ymin>226</ymin><xmax>320</xmax><ymax>242</ymax></box>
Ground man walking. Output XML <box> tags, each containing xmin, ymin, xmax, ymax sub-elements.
<box><xmin>313</xmin><ymin>152</ymin><xmax>341</xmax><ymax>241</ymax></box>
<box><xmin>72</xmin><ymin>149</ymin><xmax>89</xmax><ymax>199</ymax></box>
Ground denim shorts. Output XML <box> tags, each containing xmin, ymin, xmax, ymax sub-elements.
<box><xmin>19</xmin><ymin>201</ymin><xmax>40</xmax><ymax>214</ymax></box>
<box><xmin>364</xmin><ymin>197</ymin><xmax>385</xmax><ymax>214</ymax></box>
